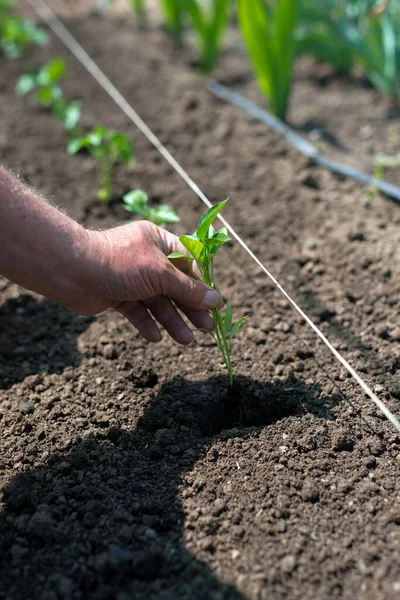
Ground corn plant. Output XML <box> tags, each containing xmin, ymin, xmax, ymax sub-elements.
<box><xmin>158</xmin><ymin>0</ymin><xmax>186</xmax><ymax>47</ymax></box>
<box><xmin>186</xmin><ymin>0</ymin><xmax>232</xmax><ymax>72</ymax></box>
<box><xmin>129</xmin><ymin>0</ymin><xmax>146</xmax><ymax>24</ymax></box>
<box><xmin>68</xmin><ymin>127</ymin><xmax>134</xmax><ymax>202</ymax></box>
<box><xmin>168</xmin><ymin>200</ymin><xmax>247</xmax><ymax>385</ymax></box>
<box><xmin>297</xmin><ymin>0</ymin><xmax>400</xmax><ymax>102</ymax></box>
<box><xmin>296</xmin><ymin>1</ymin><xmax>354</xmax><ymax>75</ymax></box>
<box><xmin>123</xmin><ymin>189</ymin><xmax>180</xmax><ymax>226</ymax></box>
<box><xmin>238</xmin><ymin>0</ymin><xmax>299</xmax><ymax>121</ymax></box>
<box><xmin>0</xmin><ymin>2</ymin><xmax>48</xmax><ymax>59</ymax></box>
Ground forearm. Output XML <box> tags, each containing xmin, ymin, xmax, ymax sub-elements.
<box><xmin>0</xmin><ymin>167</ymin><xmax>95</xmax><ymax>310</ymax></box>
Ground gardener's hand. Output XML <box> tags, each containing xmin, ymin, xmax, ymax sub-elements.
<box><xmin>78</xmin><ymin>221</ymin><xmax>222</xmax><ymax>344</ymax></box>
<box><xmin>0</xmin><ymin>167</ymin><xmax>221</xmax><ymax>345</ymax></box>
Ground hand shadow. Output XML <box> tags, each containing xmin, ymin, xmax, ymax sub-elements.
<box><xmin>0</xmin><ymin>374</ymin><xmax>341</xmax><ymax>599</ymax></box>
<box><xmin>0</xmin><ymin>295</ymin><xmax>93</xmax><ymax>389</ymax></box>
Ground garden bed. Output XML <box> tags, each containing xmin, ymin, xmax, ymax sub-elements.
<box><xmin>1</xmin><ymin>3</ymin><xmax>400</xmax><ymax>599</ymax></box>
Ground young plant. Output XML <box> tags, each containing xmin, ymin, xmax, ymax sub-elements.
<box><xmin>0</xmin><ymin>7</ymin><xmax>48</xmax><ymax>59</ymax></box>
<box><xmin>16</xmin><ymin>58</ymin><xmax>66</xmax><ymax>103</ymax></box>
<box><xmin>186</xmin><ymin>0</ymin><xmax>232</xmax><ymax>72</ymax></box>
<box><xmin>16</xmin><ymin>58</ymin><xmax>81</xmax><ymax>135</ymax></box>
<box><xmin>123</xmin><ymin>189</ymin><xmax>180</xmax><ymax>226</ymax></box>
<box><xmin>296</xmin><ymin>0</ymin><xmax>400</xmax><ymax>102</ymax></box>
<box><xmin>129</xmin><ymin>0</ymin><xmax>146</xmax><ymax>24</ymax></box>
<box><xmin>365</xmin><ymin>151</ymin><xmax>400</xmax><ymax>199</ymax></box>
<box><xmin>68</xmin><ymin>127</ymin><xmax>134</xmax><ymax>202</ymax></box>
<box><xmin>158</xmin><ymin>0</ymin><xmax>186</xmax><ymax>47</ymax></box>
<box><xmin>168</xmin><ymin>200</ymin><xmax>247</xmax><ymax>385</ymax></box>
<box><xmin>238</xmin><ymin>0</ymin><xmax>299</xmax><ymax>120</ymax></box>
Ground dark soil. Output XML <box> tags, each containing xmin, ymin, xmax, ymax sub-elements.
<box><xmin>1</xmin><ymin>3</ymin><xmax>400</xmax><ymax>599</ymax></box>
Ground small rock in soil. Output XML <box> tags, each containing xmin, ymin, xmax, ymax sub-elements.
<box><xmin>366</xmin><ymin>437</ymin><xmax>384</xmax><ymax>456</ymax></box>
<box><xmin>103</xmin><ymin>343</ymin><xmax>118</xmax><ymax>359</ymax></box>
<box><xmin>331</xmin><ymin>428</ymin><xmax>354</xmax><ymax>452</ymax></box>
<box><xmin>280</xmin><ymin>554</ymin><xmax>297</xmax><ymax>573</ymax></box>
<box><xmin>301</xmin><ymin>481</ymin><xmax>320</xmax><ymax>503</ymax></box>
<box><xmin>211</xmin><ymin>498</ymin><xmax>227</xmax><ymax>517</ymax></box>
<box><xmin>19</xmin><ymin>403</ymin><xmax>34</xmax><ymax>415</ymax></box>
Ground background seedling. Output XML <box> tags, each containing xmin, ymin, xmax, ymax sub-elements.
<box><xmin>168</xmin><ymin>200</ymin><xmax>247</xmax><ymax>385</ymax></box>
<box><xmin>68</xmin><ymin>127</ymin><xmax>134</xmax><ymax>202</ymax></box>
<box><xmin>16</xmin><ymin>57</ymin><xmax>66</xmax><ymax>103</ymax></box>
<box><xmin>238</xmin><ymin>0</ymin><xmax>299</xmax><ymax>120</ymax></box>
<box><xmin>16</xmin><ymin>58</ymin><xmax>81</xmax><ymax>135</ymax></box>
<box><xmin>296</xmin><ymin>0</ymin><xmax>400</xmax><ymax>103</ymax></box>
<box><xmin>0</xmin><ymin>1</ymin><xmax>48</xmax><ymax>59</ymax></box>
<box><xmin>158</xmin><ymin>0</ymin><xmax>186</xmax><ymax>47</ymax></box>
<box><xmin>129</xmin><ymin>0</ymin><xmax>146</xmax><ymax>25</ymax></box>
<box><xmin>123</xmin><ymin>189</ymin><xmax>180</xmax><ymax>227</ymax></box>
<box><xmin>186</xmin><ymin>0</ymin><xmax>232</xmax><ymax>72</ymax></box>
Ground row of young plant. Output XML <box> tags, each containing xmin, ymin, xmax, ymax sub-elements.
<box><xmin>106</xmin><ymin>0</ymin><xmax>400</xmax><ymax>120</ymax></box>
<box><xmin>0</xmin><ymin>0</ymin><xmax>247</xmax><ymax>385</ymax></box>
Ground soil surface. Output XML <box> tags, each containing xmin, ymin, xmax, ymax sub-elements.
<box><xmin>1</xmin><ymin>3</ymin><xmax>400</xmax><ymax>600</ymax></box>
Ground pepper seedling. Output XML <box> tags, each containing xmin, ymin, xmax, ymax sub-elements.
<box><xmin>123</xmin><ymin>189</ymin><xmax>180</xmax><ymax>227</ymax></box>
<box><xmin>68</xmin><ymin>127</ymin><xmax>134</xmax><ymax>202</ymax></box>
<box><xmin>16</xmin><ymin>57</ymin><xmax>66</xmax><ymax>102</ymax></box>
<box><xmin>0</xmin><ymin>2</ymin><xmax>48</xmax><ymax>59</ymax></box>
<box><xmin>168</xmin><ymin>200</ymin><xmax>247</xmax><ymax>385</ymax></box>
<box><xmin>16</xmin><ymin>58</ymin><xmax>81</xmax><ymax>135</ymax></box>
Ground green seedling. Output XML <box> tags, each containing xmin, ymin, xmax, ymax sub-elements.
<box><xmin>16</xmin><ymin>58</ymin><xmax>81</xmax><ymax>134</ymax></box>
<box><xmin>158</xmin><ymin>0</ymin><xmax>186</xmax><ymax>47</ymax></box>
<box><xmin>296</xmin><ymin>0</ymin><xmax>354</xmax><ymax>75</ymax></box>
<box><xmin>186</xmin><ymin>0</ymin><xmax>232</xmax><ymax>72</ymax></box>
<box><xmin>365</xmin><ymin>151</ymin><xmax>400</xmax><ymax>199</ymax></box>
<box><xmin>297</xmin><ymin>0</ymin><xmax>400</xmax><ymax>102</ymax></box>
<box><xmin>123</xmin><ymin>189</ymin><xmax>180</xmax><ymax>226</ymax></box>
<box><xmin>129</xmin><ymin>0</ymin><xmax>146</xmax><ymax>24</ymax></box>
<box><xmin>16</xmin><ymin>57</ymin><xmax>66</xmax><ymax>101</ymax></box>
<box><xmin>238</xmin><ymin>0</ymin><xmax>299</xmax><ymax>120</ymax></box>
<box><xmin>168</xmin><ymin>200</ymin><xmax>247</xmax><ymax>385</ymax></box>
<box><xmin>68</xmin><ymin>127</ymin><xmax>134</xmax><ymax>202</ymax></box>
<box><xmin>0</xmin><ymin>7</ymin><xmax>48</xmax><ymax>59</ymax></box>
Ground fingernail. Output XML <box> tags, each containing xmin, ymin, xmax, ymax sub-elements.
<box><xmin>202</xmin><ymin>290</ymin><xmax>219</xmax><ymax>309</ymax></box>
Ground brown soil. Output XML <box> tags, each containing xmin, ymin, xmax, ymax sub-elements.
<box><xmin>1</xmin><ymin>4</ymin><xmax>400</xmax><ymax>600</ymax></box>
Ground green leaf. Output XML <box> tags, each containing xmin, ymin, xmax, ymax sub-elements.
<box><xmin>122</xmin><ymin>189</ymin><xmax>149</xmax><ymax>218</ymax></box>
<box><xmin>196</xmin><ymin>199</ymin><xmax>228</xmax><ymax>240</ymax></box>
<box><xmin>63</xmin><ymin>101</ymin><xmax>81</xmax><ymax>130</ymax></box>
<box><xmin>67</xmin><ymin>137</ymin><xmax>85</xmax><ymax>154</ymax></box>
<box><xmin>167</xmin><ymin>251</ymin><xmax>189</xmax><ymax>260</ymax></box>
<box><xmin>224</xmin><ymin>302</ymin><xmax>233</xmax><ymax>335</ymax></box>
<box><xmin>151</xmin><ymin>204</ymin><xmax>180</xmax><ymax>225</ymax></box>
<box><xmin>179</xmin><ymin>234</ymin><xmax>204</xmax><ymax>262</ymax></box>
<box><xmin>228</xmin><ymin>315</ymin><xmax>248</xmax><ymax>340</ymax></box>
<box><xmin>37</xmin><ymin>58</ymin><xmax>65</xmax><ymax>86</ymax></box>
<box><xmin>15</xmin><ymin>73</ymin><xmax>36</xmax><ymax>95</ymax></box>
<box><xmin>238</xmin><ymin>0</ymin><xmax>298</xmax><ymax>119</ymax></box>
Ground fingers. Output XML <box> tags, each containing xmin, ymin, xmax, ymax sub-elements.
<box><xmin>117</xmin><ymin>297</ymin><xmax>214</xmax><ymax>345</ymax></box>
<box><xmin>143</xmin><ymin>296</ymin><xmax>194</xmax><ymax>345</ymax></box>
<box><xmin>177</xmin><ymin>304</ymin><xmax>214</xmax><ymax>331</ymax></box>
<box><xmin>161</xmin><ymin>260</ymin><xmax>223</xmax><ymax>311</ymax></box>
<box><xmin>116</xmin><ymin>301</ymin><xmax>162</xmax><ymax>343</ymax></box>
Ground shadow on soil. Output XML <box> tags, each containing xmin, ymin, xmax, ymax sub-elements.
<box><xmin>0</xmin><ymin>296</ymin><xmax>93</xmax><ymax>389</ymax></box>
<box><xmin>0</xmin><ymin>374</ymin><xmax>341</xmax><ymax>600</ymax></box>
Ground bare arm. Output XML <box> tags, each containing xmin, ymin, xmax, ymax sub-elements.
<box><xmin>0</xmin><ymin>167</ymin><xmax>221</xmax><ymax>344</ymax></box>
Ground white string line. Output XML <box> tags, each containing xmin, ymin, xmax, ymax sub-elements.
<box><xmin>27</xmin><ymin>0</ymin><xmax>400</xmax><ymax>436</ymax></box>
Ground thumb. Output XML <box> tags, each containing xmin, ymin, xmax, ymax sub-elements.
<box><xmin>161</xmin><ymin>261</ymin><xmax>223</xmax><ymax>311</ymax></box>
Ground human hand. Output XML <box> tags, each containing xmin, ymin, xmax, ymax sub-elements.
<box><xmin>69</xmin><ymin>221</ymin><xmax>223</xmax><ymax>345</ymax></box>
